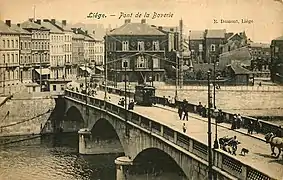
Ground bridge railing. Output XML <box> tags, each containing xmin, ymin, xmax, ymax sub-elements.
<box><xmin>65</xmin><ymin>90</ymin><xmax>275</xmax><ymax>180</ymax></box>
<box><xmin>99</xmin><ymin>85</ymin><xmax>282</xmax><ymax>137</ymax></box>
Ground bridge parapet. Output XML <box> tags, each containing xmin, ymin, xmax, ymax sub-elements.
<box><xmin>99</xmin><ymin>85</ymin><xmax>282</xmax><ymax>137</ymax></box>
<box><xmin>65</xmin><ymin>89</ymin><xmax>276</xmax><ymax>180</ymax></box>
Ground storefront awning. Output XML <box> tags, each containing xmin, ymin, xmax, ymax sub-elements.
<box><xmin>35</xmin><ymin>68</ymin><xmax>50</xmax><ymax>75</ymax></box>
<box><xmin>80</xmin><ymin>66</ymin><xmax>92</xmax><ymax>74</ymax></box>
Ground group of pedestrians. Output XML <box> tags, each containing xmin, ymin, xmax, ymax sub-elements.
<box><xmin>178</xmin><ymin>99</ymin><xmax>190</xmax><ymax>121</ymax></box>
<box><xmin>118</xmin><ymin>98</ymin><xmax>135</xmax><ymax>110</ymax></box>
<box><xmin>196</xmin><ymin>102</ymin><xmax>207</xmax><ymax>118</ymax></box>
<box><xmin>247</xmin><ymin>119</ymin><xmax>262</xmax><ymax>134</ymax></box>
<box><xmin>231</xmin><ymin>114</ymin><xmax>243</xmax><ymax>130</ymax></box>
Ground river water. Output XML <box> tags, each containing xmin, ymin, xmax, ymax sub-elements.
<box><xmin>0</xmin><ymin>134</ymin><xmax>186</xmax><ymax>180</ymax></box>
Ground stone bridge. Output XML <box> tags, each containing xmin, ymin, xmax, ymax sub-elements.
<box><xmin>63</xmin><ymin>90</ymin><xmax>277</xmax><ymax>180</ymax></box>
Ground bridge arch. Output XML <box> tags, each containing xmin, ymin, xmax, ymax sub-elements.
<box><xmin>131</xmin><ymin>147</ymin><xmax>187</xmax><ymax>179</ymax></box>
<box><xmin>90</xmin><ymin>118</ymin><xmax>125</xmax><ymax>154</ymax></box>
<box><xmin>64</xmin><ymin>106</ymin><xmax>85</xmax><ymax>131</ymax></box>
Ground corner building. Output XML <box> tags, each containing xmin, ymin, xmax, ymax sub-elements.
<box><xmin>105</xmin><ymin>19</ymin><xmax>167</xmax><ymax>84</ymax></box>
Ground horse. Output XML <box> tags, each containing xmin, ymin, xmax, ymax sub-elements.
<box><xmin>265</xmin><ymin>132</ymin><xmax>283</xmax><ymax>158</ymax></box>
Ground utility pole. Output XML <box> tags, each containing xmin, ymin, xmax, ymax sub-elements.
<box><xmin>207</xmin><ymin>70</ymin><xmax>213</xmax><ymax>180</ymax></box>
<box><xmin>104</xmin><ymin>34</ymin><xmax>108</xmax><ymax>101</ymax></box>
<box><xmin>40</xmin><ymin>53</ymin><xmax>42</xmax><ymax>92</ymax></box>
<box><xmin>179</xmin><ymin>19</ymin><xmax>183</xmax><ymax>88</ymax></box>
<box><xmin>175</xmin><ymin>52</ymin><xmax>178</xmax><ymax>100</ymax></box>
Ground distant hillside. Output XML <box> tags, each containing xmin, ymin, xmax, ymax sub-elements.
<box><xmin>71</xmin><ymin>23</ymin><xmax>106</xmax><ymax>40</ymax></box>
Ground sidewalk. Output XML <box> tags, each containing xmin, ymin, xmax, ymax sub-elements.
<box><xmin>154</xmin><ymin>104</ymin><xmax>266</xmax><ymax>142</ymax></box>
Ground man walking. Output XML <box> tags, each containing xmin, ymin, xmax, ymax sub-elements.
<box><xmin>182</xmin><ymin>99</ymin><xmax>189</xmax><ymax>121</ymax></box>
<box><xmin>183</xmin><ymin>123</ymin><xmax>187</xmax><ymax>133</ymax></box>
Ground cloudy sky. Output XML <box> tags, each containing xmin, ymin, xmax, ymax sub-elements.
<box><xmin>1</xmin><ymin>0</ymin><xmax>282</xmax><ymax>43</ymax></box>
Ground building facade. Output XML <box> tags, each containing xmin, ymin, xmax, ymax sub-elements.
<box><xmin>53</xmin><ymin>20</ymin><xmax>74</xmax><ymax>80</ymax></box>
<box><xmin>41</xmin><ymin>19</ymin><xmax>65</xmax><ymax>80</ymax></box>
<box><xmin>105</xmin><ymin>19</ymin><xmax>167</xmax><ymax>83</ymax></box>
<box><xmin>21</xmin><ymin>19</ymin><xmax>50</xmax><ymax>85</ymax></box>
<box><xmin>204</xmin><ymin>29</ymin><xmax>226</xmax><ymax>63</ymax></box>
<box><xmin>0</xmin><ymin>20</ymin><xmax>20</xmax><ymax>89</ymax></box>
<box><xmin>189</xmin><ymin>31</ymin><xmax>205</xmax><ymax>64</ymax></box>
<box><xmin>248</xmin><ymin>42</ymin><xmax>270</xmax><ymax>71</ymax></box>
<box><xmin>94</xmin><ymin>40</ymin><xmax>104</xmax><ymax>66</ymax></box>
<box><xmin>11</xmin><ymin>23</ymin><xmax>32</xmax><ymax>83</ymax></box>
<box><xmin>72</xmin><ymin>31</ymin><xmax>85</xmax><ymax>76</ymax></box>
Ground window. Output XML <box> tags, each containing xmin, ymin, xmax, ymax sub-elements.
<box><xmin>33</xmin><ymin>87</ymin><xmax>36</xmax><ymax>92</ymax></box>
<box><xmin>122</xmin><ymin>41</ymin><xmax>129</xmax><ymax>51</ymax></box>
<box><xmin>122</xmin><ymin>58</ymin><xmax>129</xmax><ymax>68</ymax></box>
<box><xmin>11</xmin><ymin>40</ymin><xmax>14</xmax><ymax>48</ymax></box>
<box><xmin>136</xmin><ymin>56</ymin><xmax>147</xmax><ymax>68</ymax></box>
<box><xmin>7</xmin><ymin>54</ymin><xmax>10</xmax><ymax>63</ymax></box>
<box><xmin>7</xmin><ymin>40</ymin><xmax>10</xmax><ymax>48</ymax></box>
<box><xmin>15</xmin><ymin>54</ymin><xmax>18</xmax><ymax>63</ymax></box>
<box><xmin>3</xmin><ymin>40</ymin><xmax>5</xmax><ymax>48</ymax></box>
<box><xmin>53</xmin><ymin>85</ymin><xmax>56</xmax><ymax>91</ymax></box>
<box><xmin>275</xmin><ymin>46</ymin><xmax>279</xmax><ymax>53</ymax></box>
<box><xmin>2</xmin><ymin>54</ymin><xmax>5</xmax><ymax>63</ymax></box>
<box><xmin>211</xmin><ymin>44</ymin><xmax>216</xmax><ymax>52</ymax></box>
<box><xmin>152</xmin><ymin>58</ymin><xmax>159</xmax><ymax>68</ymax></box>
<box><xmin>137</xmin><ymin>41</ymin><xmax>144</xmax><ymax>51</ymax></box>
<box><xmin>16</xmin><ymin>40</ymin><xmax>18</xmax><ymax>48</ymax></box>
<box><xmin>153</xmin><ymin>41</ymin><xmax>159</xmax><ymax>51</ymax></box>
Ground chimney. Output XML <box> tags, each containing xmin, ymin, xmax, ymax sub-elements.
<box><xmin>124</xmin><ymin>19</ymin><xmax>131</xmax><ymax>24</ymax></box>
<box><xmin>85</xmin><ymin>30</ymin><xmax>88</xmax><ymax>35</ymax></box>
<box><xmin>141</xmin><ymin>19</ymin><xmax>146</xmax><ymax>24</ymax></box>
<box><xmin>5</xmin><ymin>20</ymin><xmax>11</xmax><ymax>27</ymax></box>
<box><xmin>17</xmin><ymin>23</ymin><xmax>21</xmax><ymax>27</ymax></box>
<box><xmin>51</xmin><ymin>19</ymin><xmax>56</xmax><ymax>24</ymax></box>
<box><xmin>170</xmin><ymin>28</ymin><xmax>174</xmax><ymax>32</ymax></box>
<box><xmin>35</xmin><ymin>19</ymin><xmax>41</xmax><ymax>25</ymax></box>
<box><xmin>28</xmin><ymin>18</ymin><xmax>34</xmax><ymax>22</ymax></box>
<box><xmin>62</xmin><ymin>20</ymin><xmax>67</xmax><ymax>26</ymax></box>
<box><xmin>43</xmin><ymin>19</ymin><xmax>49</xmax><ymax>22</ymax></box>
<box><xmin>158</xmin><ymin>26</ymin><xmax>163</xmax><ymax>30</ymax></box>
<box><xmin>92</xmin><ymin>30</ymin><xmax>95</xmax><ymax>35</ymax></box>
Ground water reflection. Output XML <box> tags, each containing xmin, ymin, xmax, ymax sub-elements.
<box><xmin>0</xmin><ymin>134</ymin><xmax>187</xmax><ymax>180</ymax></box>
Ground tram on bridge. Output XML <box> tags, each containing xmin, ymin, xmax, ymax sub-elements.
<box><xmin>134</xmin><ymin>84</ymin><xmax>156</xmax><ymax>106</ymax></box>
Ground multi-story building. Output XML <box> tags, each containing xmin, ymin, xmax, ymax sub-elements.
<box><xmin>41</xmin><ymin>19</ymin><xmax>64</xmax><ymax>80</ymax></box>
<box><xmin>53</xmin><ymin>20</ymin><xmax>74</xmax><ymax>80</ymax></box>
<box><xmin>21</xmin><ymin>19</ymin><xmax>50</xmax><ymax>85</ymax></box>
<box><xmin>204</xmin><ymin>29</ymin><xmax>226</xmax><ymax>63</ymax></box>
<box><xmin>105</xmin><ymin>19</ymin><xmax>167</xmax><ymax>83</ymax></box>
<box><xmin>222</xmin><ymin>31</ymin><xmax>248</xmax><ymax>53</ymax></box>
<box><xmin>248</xmin><ymin>42</ymin><xmax>270</xmax><ymax>71</ymax></box>
<box><xmin>94</xmin><ymin>40</ymin><xmax>104</xmax><ymax>66</ymax></box>
<box><xmin>0</xmin><ymin>20</ymin><xmax>20</xmax><ymax>89</ymax></box>
<box><xmin>10</xmin><ymin>23</ymin><xmax>33</xmax><ymax>84</ymax></box>
<box><xmin>270</xmin><ymin>36</ymin><xmax>283</xmax><ymax>83</ymax></box>
<box><xmin>189</xmin><ymin>31</ymin><xmax>205</xmax><ymax>64</ymax></box>
<box><xmin>72</xmin><ymin>30</ymin><xmax>85</xmax><ymax>73</ymax></box>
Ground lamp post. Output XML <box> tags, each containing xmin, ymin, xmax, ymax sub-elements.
<box><xmin>213</xmin><ymin>108</ymin><xmax>219</xmax><ymax>149</ymax></box>
<box><xmin>124</xmin><ymin>61</ymin><xmax>127</xmax><ymax>110</ymax></box>
<box><xmin>207</xmin><ymin>70</ymin><xmax>213</xmax><ymax>180</ymax></box>
<box><xmin>213</xmin><ymin>60</ymin><xmax>219</xmax><ymax>109</ymax></box>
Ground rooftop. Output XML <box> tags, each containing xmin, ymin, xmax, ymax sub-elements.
<box><xmin>273</xmin><ymin>36</ymin><xmax>283</xmax><ymax>41</ymax></box>
<box><xmin>230</xmin><ymin>64</ymin><xmax>253</xmax><ymax>75</ymax></box>
<box><xmin>108</xmin><ymin>20</ymin><xmax>165</xmax><ymax>36</ymax></box>
<box><xmin>72</xmin><ymin>32</ymin><xmax>85</xmax><ymax>40</ymax></box>
<box><xmin>41</xmin><ymin>20</ymin><xmax>64</xmax><ymax>33</ymax></box>
<box><xmin>53</xmin><ymin>21</ymin><xmax>73</xmax><ymax>32</ymax></box>
<box><xmin>249</xmin><ymin>42</ymin><xmax>270</xmax><ymax>48</ymax></box>
<box><xmin>10</xmin><ymin>24</ymin><xmax>31</xmax><ymax>34</ymax></box>
<box><xmin>206</xmin><ymin>29</ymin><xmax>226</xmax><ymax>39</ymax></box>
<box><xmin>190</xmin><ymin>31</ymin><xmax>204</xmax><ymax>40</ymax></box>
<box><xmin>0</xmin><ymin>20</ymin><xmax>19</xmax><ymax>34</ymax></box>
<box><xmin>20</xmin><ymin>20</ymin><xmax>49</xmax><ymax>30</ymax></box>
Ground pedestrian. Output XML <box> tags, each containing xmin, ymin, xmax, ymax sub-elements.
<box><xmin>108</xmin><ymin>97</ymin><xmax>111</xmax><ymax>102</ymax></box>
<box><xmin>247</xmin><ymin>119</ymin><xmax>253</xmax><ymax>134</ymax></box>
<box><xmin>197</xmin><ymin>102</ymin><xmax>203</xmax><ymax>116</ymax></box>
<box><xmin>182</xmin><ymin>99</ymin><xmax>189</xmax><ymax>121</ymax></box>
<box><xmin>236</xmin><ymin>114</ymin><xmax>242</xmax><ymax>129</ymax></box>
<box><xmin>182</xmin><ymin>123</ymin><xmax>187</xmax><ymax>133</ymax></box>
<box><xmin>275</xmin><ymin>126</ymin><xmax>283</xmax><ymax>137</ymax></box>
<box><xmin>178</xmin><ymin>104</ymin><xmax>183</xmax><ymax>120</ymax></box>
<box><xmin>162</xmin><ymin>96</ymin><xmax>166</xmax><ymax>106</ymax></box>
<box><xmin>254</xmin><ymin>119</ymin><xmax>262</xmax><ymax>134</ymax></box>
<box><xmin>231</xmin><ymin>114</ymin><xmax>237</xmax><ymax>130</ymax></box>
<box><xmin>202</xmin><ymin>105</ymin><xmax>207</xmax><ymax>118</ymax></box>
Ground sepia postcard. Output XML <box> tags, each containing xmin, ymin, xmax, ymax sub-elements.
<box><xmin>0</xmin><ymin>0</ymin><xmax>283</xmax><ymax>180</ymax></box>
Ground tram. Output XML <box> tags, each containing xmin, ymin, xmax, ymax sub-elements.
<box><xmin>134</xmin><ymin>84</ymin><xmax>156</xmax><ymax>106</ymax></box>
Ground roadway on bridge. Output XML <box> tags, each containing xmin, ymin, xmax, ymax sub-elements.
<box><xmin>95</xmin><ymin>92</ymin><xmax>283</xmax><ymax>179</ymax></box>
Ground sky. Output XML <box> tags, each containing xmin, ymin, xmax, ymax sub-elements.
<box><xmin>1</xmin><ymin>0</ymin><xmax>283</xmax><ymax>43</ymax></box>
